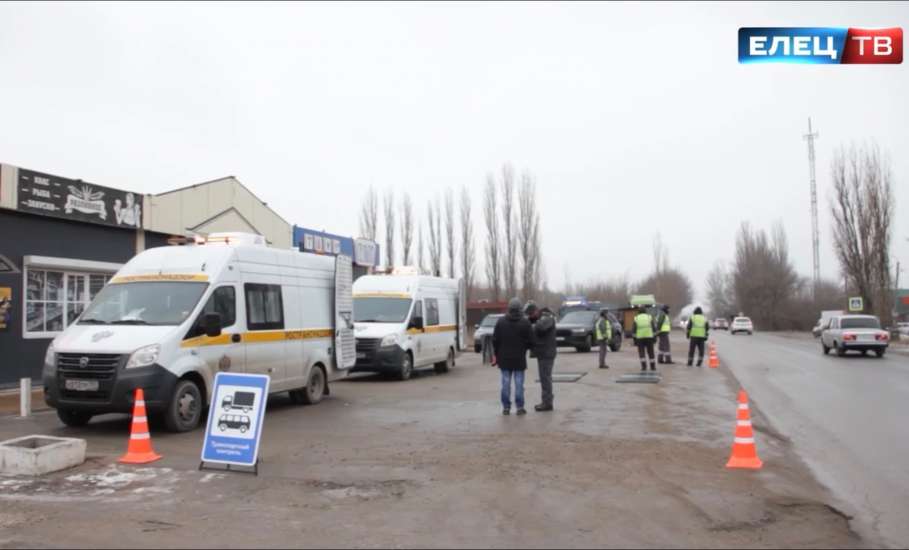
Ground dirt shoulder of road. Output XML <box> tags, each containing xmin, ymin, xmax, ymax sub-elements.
<box><xmin>0</xmin><ymin>335</ymin><xmax>864</xmax><ymax>548</ymax></box>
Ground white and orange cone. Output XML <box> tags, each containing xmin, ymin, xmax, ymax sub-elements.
<box><xmin>726</xmin><ymin>389</ymin><xmax>762</xmax><ymax>470</ymax></box>
<box><xmin>119</xmin><ymin>388</ymin><xmax>162</xmax><ymax>464</ymax></box>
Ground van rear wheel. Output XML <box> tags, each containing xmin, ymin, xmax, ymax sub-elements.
<box><xmin>292</xmin><ymin>366</ymin><xmax>326</xmax><ymax>405</ymax></box>
<box><xmin>435</xmin><ymin>348</ymin><xmax>454</xmax><ymax>374</ymax></box>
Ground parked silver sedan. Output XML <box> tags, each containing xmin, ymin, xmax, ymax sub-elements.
<box><xmin>473</xmin><ymin>314</ymin><xmax>503</xmax><ymax>353</ymax></box>
<box><xmin>820</xmin><ymin>314</ymin><xmax>890</xmax><ymax>357</ymax></box>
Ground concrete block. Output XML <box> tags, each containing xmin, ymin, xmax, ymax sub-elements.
<box><xmin>0</xmin><ymin>435</ymin><xmax>86</xmax><ymax>476</ymax></box>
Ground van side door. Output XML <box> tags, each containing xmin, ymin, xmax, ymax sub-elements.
<box><xmin>424</xmin><ymin>297</ymin><xmax>442</xmax><ymax>361</ymax></box>
<box><xmin>183</xmin><ymin>285</ymin><xmax>245</xmax><ymax>375</ymax></box>
<box><xmin>243</xmin><ymin>283</ymin><xmax>286</xmax><ymax>383</ymax></box>
<box><xmin>408</xmin><ymin>299</ymin><xmax>425</xmax><ymax>365</ymax></box>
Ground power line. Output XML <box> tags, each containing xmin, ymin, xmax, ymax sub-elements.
<box><xmin>803</xmin><ymin>117</ymin><xmax>820</xmax><ymax>295</ymax></box>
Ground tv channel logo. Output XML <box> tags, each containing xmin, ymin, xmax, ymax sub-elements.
<box><xmin>739</xmin><ymin>27</ymin><xmax>902</xmax><ymax>64</ymax></box>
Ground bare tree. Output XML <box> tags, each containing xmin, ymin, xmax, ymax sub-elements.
<box><xmin>416</xmin><ymin>223</ymin><xmax>425</xmax><ymax>274</ymax></box>
<box><xmin>501</xmin><ymin>164</ymin><xmax>518</xmax><ymax>298</ymax></box>
<box><xmin>483</xmin><ymin>174</ymin><xmax>502</xmax><ymax>302</ymax></box>
<box><xmin>426</xmin><ymin>199</ymin><xmax>442</xmax><ymax>276</ymax></box>
<box><xmin>569</xmin><ymin>275</ymin><xmax>632</xmax><ymax>306</ymax></box>
<box><xmin>636</xmin><ymin>267</ymin><xmax>694</xmax><ymax>316</ymax></box>
<box><xmin>518</xmin><ymin>172</ymin><xmax>542</xmax><ymax>300</ymax></box>
<box><xmin>399</xmin><ymin>193</ymin><xmax>414</xmax><ymax>265</ymax></box>
<box><xmin>358</xmin><ymin>186</ymin><xmax>379</xmax><ymax>240</ymax></box>
<box><xmin>706</xmin><ymin>261</ymin><xmax>735</xmax><ymax>319</ymax></box>
<box><xmin>731</xmin><ymin>222</ymin><xmax>799</xmax><ymax>330</ymax></box>
<box><xmin>459</xmin><ymin>185</ymin><xmax>475</xmax><ymax>299</ymax></box>
<box><xmin>830</xmin><ymin>143</ymin><xmax>895</xmax><ymax>324</ymax></box>
<box><xmin>383</xmin><ymin>189</ymin><xmax>395</xmax><ymax>268</ymax></box>
<box><xmin>444</xmin><ymin>188</ymin><xmax>457</xmax><ymax>279</ymax></box>
<box><xmin>652</xmin><ymin>233</ymin><xmax>669</xmax><ymax>275</ymax></box>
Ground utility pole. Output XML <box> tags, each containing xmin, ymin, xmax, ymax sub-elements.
<box><xmin>803</xmin><ymin>117</ymin><xmax>821</xmax><ymax>296</ymax></box>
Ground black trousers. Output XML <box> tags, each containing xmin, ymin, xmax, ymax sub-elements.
<box><xmin>636</xmin><ymin>338</ymin><xmax>656</xmax><ymax>370</ymax></box>
<box><xmin>688</xmin><ymin>338</ymin><xmax>706</xmax><ymax>364</ymax></box>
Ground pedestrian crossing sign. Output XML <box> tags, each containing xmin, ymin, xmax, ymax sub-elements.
<box><xmin>848</xmin><ymin>297</ymin><xmax>864</xmax><ymax>312</ymax></box>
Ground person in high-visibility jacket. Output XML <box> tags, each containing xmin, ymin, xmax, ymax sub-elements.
<box><xmin>654</xmin><ymin>304</ymin><xmax>675</xmax><ymax>364</ymax></box>
<box><xmin>686</xmin><ymin>306</ymin><xmax>711</xmax><ymax>367</ymax></box>
<box><xmin>596</xmin><ymin>309</ymin><xmax>613</xmax><ymax>369</ymax></box>
<box><xmin>633</xmin><ymin>306</ymin><xmax>658</xmax><ymax>372</ymax></box>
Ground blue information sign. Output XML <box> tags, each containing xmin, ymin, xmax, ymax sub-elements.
<box><xmin>200</xmin><ymin>373</ymin><xmax>270</xmax><ymax>469</ymax></box>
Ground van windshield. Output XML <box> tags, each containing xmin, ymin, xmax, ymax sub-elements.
<box><xmin>354</xmin><ymin>297</ymin><xmax>413</xmax><ymax>323</ymax></box>
<box><xmin>79</xmin><ymin>282</ymin><xmax>208</xmax><ymax>326</ymax></box>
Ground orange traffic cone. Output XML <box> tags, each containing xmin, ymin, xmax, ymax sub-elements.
<box><xmin>119</xmin><ymin>388</ymin><xmax>162</xmax><ymax>464</ymax></box>
<box><xmin>708</xmin><ymin>346</ymin><xmax>720</xmax><ymax>369</ymax></box>
<box><xmin>726</xmin><ymin>389</ymin><xmax>762</xmax><ymax>470</ymax></box>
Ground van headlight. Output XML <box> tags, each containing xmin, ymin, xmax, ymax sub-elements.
<box><xmin>44</xmin><ymin>342</ymin><xmax>55</xmax><ymax>366</ymax></box>
<box><xmin>380</xmin><ymin>334</ymin><xmax>399</xmax><ymax>348</ymax></box>
<box><xmin>126</xmin><ymin>344</ymin><xmax>161</xmax><ymax>369</ymax></box>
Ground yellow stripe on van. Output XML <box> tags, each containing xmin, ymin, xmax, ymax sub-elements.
<box><xmin>112</xmin><ymin>274</ymin><xmax>210</xmax><ymax>284</ymax></box>
<box><xmin>180</xmin><ymin>328</ymin><xmax>334</xmax><ymax>348</ymax></box>
<box><xmin>424</xmin><ymin>324</ymin><xmax>457</xmax><ymax>334</ymax></box>
<box><xmin>353</xmin><ymin>292</ymin><xmax>411</xmax><ymax>299</ymax></box>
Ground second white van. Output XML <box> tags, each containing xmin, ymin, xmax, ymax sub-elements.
<box><xmin>352</xmin><ymin>273</ymin><xmax>466</xmax><ymax>380</ymax></box>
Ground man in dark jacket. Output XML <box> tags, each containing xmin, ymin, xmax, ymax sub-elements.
<box><xmin>525</xmin><ymin>302</ymin><xmax>557</xmax><ymax>412</ymax></box>
<box><xmin>493</xmin><ymin>298</ymin><xmax>533</xmax><ymax>416</ymax></box>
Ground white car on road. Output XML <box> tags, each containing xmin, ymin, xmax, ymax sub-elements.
<box><xmin>820</xmin><ymin>314</ymin><xmax>889</xmax><ymax>358</ymax></box>
<box><xmin>730</xmin><ymin>316</ymin><xmax>754</xmax><ymax>335</ymax></box>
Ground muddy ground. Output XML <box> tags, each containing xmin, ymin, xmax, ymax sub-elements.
<box><xmin>0</xmin><ymin>334</ymin><xmax>864</xmax><ymax>548</ymax></box>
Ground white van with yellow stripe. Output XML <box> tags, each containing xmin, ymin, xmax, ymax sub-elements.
<box><xmin>352</xmin><ymin>272</ymin><xmax>466</xmax><ymax>380</ymax></box>
<box><xmin>43</xmin><ymin>232</ymin><xmax>355</xmax><ymax>432</ymax></box>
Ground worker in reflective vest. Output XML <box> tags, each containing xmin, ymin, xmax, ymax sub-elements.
<box><xmin>655</xmin><ymin>305</ymin><xmax>675</xmax><ymax>365</ymax></box>
<box><xmin>686</xmin><ymin>306</ymin><xmax>710</xmax><ymax>367</ymax></box>
<box><xmin>596</xmin><ymin>309</ymin><xmax>613</xmax><ymax>369</ymax></box>
<box><xmin>633</xmin><ymin>307</ymin><xmax>658</xmax><ymax>372</ymax></box>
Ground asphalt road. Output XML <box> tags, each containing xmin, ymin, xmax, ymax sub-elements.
<box><xmin>714</xmin><ymin>331</ymin><xmax>909</xmax><ymax>548</ymax></box>
<box><xmin>0</xmin><ymin>336</ymin><xmax>859</xmax><ymax>549</ymax></box>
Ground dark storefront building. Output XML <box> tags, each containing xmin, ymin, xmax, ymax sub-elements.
<box><xmin>0</xmin><ymin>164</ymin><xmax>171</xmax><ymax>387</ymax></box>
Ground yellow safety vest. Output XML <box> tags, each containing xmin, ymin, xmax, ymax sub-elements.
<box><xmin>596</xmin><ymin>317</ymin><xmax>612</xmax><ymax>341</ymax></box>
<box><xmin>690</xmin><ymin>314</ymin><xmax>708</xmax><ymax>338</ymax></box>
<box><xmin>659</xmin><ymin>313</ymin><xmax>671</xmax><ymax>334</ymax></box>
<box><xmin>634</xmin><ymin>313</ymin><xmax>654</xmax><ymax>339</ymax></box>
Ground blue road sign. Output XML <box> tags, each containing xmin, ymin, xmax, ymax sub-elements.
<box><xmin>201</xmin><ymin>372</ymin><xmax>270</xmax><ymax>467</ymax></box>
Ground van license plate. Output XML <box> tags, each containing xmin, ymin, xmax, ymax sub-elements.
<box><xmin>557</xmin><ymin>337</ymin><xmax>565</xmax><ymax>342</ymax></box>
<box><xmin>65</xmin><ymin>379</ymin><xmax>99</xmax><ymax>392</ymax></box>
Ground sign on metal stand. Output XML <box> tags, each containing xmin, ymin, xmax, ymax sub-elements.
<box><xmin>200</xmin><ymin>372</ymin><xmax>270</xmax><ymax>475</ymax></box>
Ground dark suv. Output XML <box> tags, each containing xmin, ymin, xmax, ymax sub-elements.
<box><xmin>556</xmin><ymin>310</ymin><xmax>622</xmax><ymax>353</ymax></box>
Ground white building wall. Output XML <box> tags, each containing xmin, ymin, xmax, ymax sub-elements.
<box><xmin>0</xmin><ymin>164</ymin><xmax>18</xmax><ymax>209</ymax></box>
<box><xmin>143</xmin><ymin>177</ymin><xmax>292</xmax><ymax>249</ymax></box>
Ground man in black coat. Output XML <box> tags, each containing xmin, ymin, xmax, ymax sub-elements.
<box><xmin>525</xmin><ymin>302</ymin><xmax>557</xmax><ymax>412</ymax></box>
<box><xmin>493</xmin><ymin>298</ymin><xmax>533</xmax><ymax>416</ymax></box>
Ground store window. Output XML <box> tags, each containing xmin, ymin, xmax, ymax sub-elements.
<box><xmin>25</xmin><ymin>268</ymin><xmax>112</xmax><ymax>337</ymax></box>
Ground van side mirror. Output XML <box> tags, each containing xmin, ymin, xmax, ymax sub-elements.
<box><xmin>410</xmin><ymin>316</ymin><xmax>424</xmax><ymax>330</ymax></box>
<box><xmin>203</xmin><ymin>313</ymin><xmax>223</xmax><ymax>338</ymax></box>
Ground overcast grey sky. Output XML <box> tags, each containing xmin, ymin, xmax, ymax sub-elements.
<box><xmin>1</xmin><ymin>2</ymin><xmax>907</xmax><ymax>300</ymax></box>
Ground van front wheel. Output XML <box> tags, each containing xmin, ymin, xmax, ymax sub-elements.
<box><xmin>397</xmin><ymin>353</ymin><xmax>414</xmax><ymax>381</ymax></box>
<box><xmin>57</xmin><ymin>408</ymin><xmax>92</xmax><ymax>428</ymax></box>
<box><xmin>164</xmin><ymin>380</ymin><xmax>203</xmax><ymax>433</ymax></box>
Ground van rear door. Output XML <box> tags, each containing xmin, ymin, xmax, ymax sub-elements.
<box><xmin>334</xmin><ymin>255</ymin><xmax>356</xmax><ymax>369</ymax></box>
